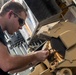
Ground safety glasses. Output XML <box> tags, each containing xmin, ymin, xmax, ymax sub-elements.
<box><xmin>13</xmin><ymin>12</ymin><xmax>25</xmax><ymax>26</ymax></box>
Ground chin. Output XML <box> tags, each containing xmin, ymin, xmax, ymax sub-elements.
<box><xmin>8</xmin><ymin>32</ymin><xmax>14</xmax><ymax>35</ymax></box>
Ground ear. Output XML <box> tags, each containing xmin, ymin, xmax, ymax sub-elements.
<box><xmin>8</xmin><ymin>10</ymin><xmax>13</xmax><ymax>19</ymax></box>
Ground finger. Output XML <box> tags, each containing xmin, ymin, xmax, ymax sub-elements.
<box><xmin>45</xmin><ymin>50</ymin><xmax>49</xmax><ymax>56</ymax></box>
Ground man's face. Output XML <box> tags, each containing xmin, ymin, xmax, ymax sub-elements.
<box><xmin>7</xmin><ymin>11</ymin><xmax>26</xmax><ymax>35</ymax></box>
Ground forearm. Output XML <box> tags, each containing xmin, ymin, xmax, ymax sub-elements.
<box><xmin>9</xmin><ymin>64</ymin><xmax>32</xmax><ymax>74</ymax></box>
<box><xmin>0</xmin><ymin>52</ymin><xmax>37</xmax><ymax>72</ymax></box>
<box><xmin>7</xmin><ymin>53</ymin><xmax>37</xmax><ymax>71</ymax></box>
<box><xmin>9</xmin><ymin>59</ymin><xmax>39</xmax><ymax>73</ymax></box>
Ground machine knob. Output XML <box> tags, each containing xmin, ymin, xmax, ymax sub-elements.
<box><xmin>56</xmin><ymin>68</ymin><xmax>72</xmax><ymax>75</ymax></box>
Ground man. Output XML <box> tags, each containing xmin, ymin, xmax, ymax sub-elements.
<box><xmin>0</xmin><ymin>1</ymin><xmax>49</xmax><ymax>75</ymax></box>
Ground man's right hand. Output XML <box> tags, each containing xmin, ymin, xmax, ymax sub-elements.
<box><xmin>34</xmin><ymin>50</ymin><xmax>49</xmax><ymax>62</ymax></box>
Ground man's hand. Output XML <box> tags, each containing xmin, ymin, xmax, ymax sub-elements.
<box><xmin>34</xmin><ymin>50</ymin><xmax>49</xmax><ymax>62</ymax></box>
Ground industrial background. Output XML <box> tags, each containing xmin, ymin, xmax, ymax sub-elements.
<box><xmin>0</xmin><ymin>0</ymin><xmax>76</xmax><ymax>75</ymax></box>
